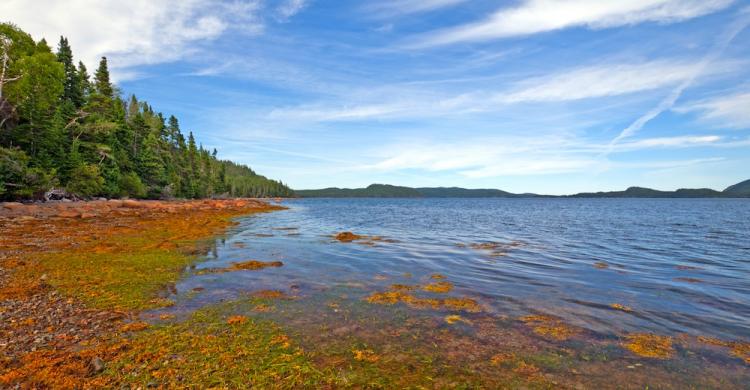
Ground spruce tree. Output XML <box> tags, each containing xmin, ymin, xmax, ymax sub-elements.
<box><xmin>76</xmin><ymin>61</ymin><xmax>90</xmax><ymax>98</ymax></box>
<box><xmin>55</xmin><ymin>36</ymin><xmax>82</xmax><ymax>107</ymax></box>
<box><xmin>94</xmin><ymin>56</ymin><xmax>112</xmax><ymax>98</ymax></box>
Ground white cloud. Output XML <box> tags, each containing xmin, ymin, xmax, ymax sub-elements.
<box><xmin>676</xmin><ymin>92</ymin><xmax>750</xmax><ymax>128</ymax></box>
<box><xmin>276</xmin><ymin>0</ymin><xmax>310</xmax><ymax>21</ymax></box>
<box><xmin>0</xmin><ymin>0</ymin><xmax>263</xmax><ymax>80</ymax></box>
<box><xmin>615</xmin><ymin>135</ymin><xmax>722</xmax><ymax>149</ymax></box>
<box><xmin>410</xmin><ymin>0</ymin><xmax>734</xmax><ymax>47</ymax></box>
<box><xmin>500</xmin><ymin>61</ymin><xmax>705</xmax><ymax>103</ymax></box>
<box><xmin>363</xmin><ymin>133</ymin><xmax>733</xmax><ymax>178</ymax></box>
<box><xmin>368</xmin><ymin>0</ymin><xmax>469</xmax><ymax>17</ymax></box>
<box><xmin>263</xmin><ymin>58</ymin><xmax>737</xmax><ymax>123</ymax></box>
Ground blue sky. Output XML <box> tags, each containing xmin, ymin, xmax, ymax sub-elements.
<box><xmin>3</xmin><ymin>0</ymin><xmax>750</xmax><ymax>194</ymax></box>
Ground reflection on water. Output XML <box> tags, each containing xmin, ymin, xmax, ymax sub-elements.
<box><xmin>151</xmin><ymin>198</ymin><xmax>749</xmax><ymax>386</ymax></box>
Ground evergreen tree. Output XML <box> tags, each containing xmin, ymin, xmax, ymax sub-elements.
<box><xmin>94</xmin><ymin>56</ymin><xmax>112</xmax><ymax>98</ymax></box>
<box><xmin>0</xmin><ymin>23</ymin><xmax>293</xmax><ymax>200</ymax></box>
<box><xmin>76</xmin><ymin>60</ymin><xmax>90</xmax><ymax>98</ymax></box>
<box><xmin>55</xmin><ymin>36</ymin><xmax>82</xmax><ymax>107</ymax></box>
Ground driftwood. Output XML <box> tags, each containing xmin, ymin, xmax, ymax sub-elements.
<box><xmin>44</xmin><ymin>188</ymin><xmax>80</xmax><ymax>202</ymax></box>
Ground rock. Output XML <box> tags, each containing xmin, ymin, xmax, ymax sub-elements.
<box><xmin>107</xmin><ymin>199</ymin><xmax>124</xmax><ymax>207</ymax></box>
<box><xmin>121</xmin><ymin>199</ymin><xmax>142</xmax><ymax>208</ymax></box>
<box><xmin>335</xmin><ymin>232</ymin><xmax>363</xmax><ymax>242</ymax></box>
<box><xmin>89</xmin><ymin>356</ymin><xmax>105</xmax><ymax>374</ymax></box>
<box><xmin>79</xmin><ymin>213</ymin><xmax>97</xmax><ymax>219</ymax></box>
<box><xmin>2</xmin><ymin>202</ymin><xmax>24</xmax><ymax>210</ymax></box>
<box><xmin>45</xmin><ymin>188</ymin><xmax>75</xmax><ymax>201</ymax></box>
<box><xmin>57</xmin><ymin>210</ymin><xmax>80</xmax><ymax>218</ymax></box>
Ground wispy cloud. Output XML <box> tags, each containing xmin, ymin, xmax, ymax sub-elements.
<box><xmin>276</xmin><ymin>0</ymin><xmax>310</xmax><ymax>21</ymax></box>
<box><xmin>367</xmin><ymin>0</ymin><xmax>469</xmax><ymax>18</ymax></box>
<box><xmin>676</xmin><ymin>91</ymin><xmax>750</xmax><ymax>129</ymax></box>
<box><xmin>0</xmin><ymin>0</ymin><xmax>264</xmax><ymax>79</ymax></box>
<box><xmin>407</xmin><ymin>0</ymin><xmax>734</xmax><ymax>47</ymax></box>
<box><xmin>605</xmin><ymin>10</ymin><xmax>750</xmax><ymax>149</ymax></box>
<box><xmin>501</xmin><ymin>61</ymin><xmax>708</xmax><ymax>103</ymax></box>
<box><xmin>262</xmin><ymin>57</ymin><xmax>738</xmax><ymax>123</ymax></box>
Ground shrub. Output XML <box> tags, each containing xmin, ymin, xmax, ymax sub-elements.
<box><xmin>0</xmin><ymin>146</ymin><xmax>53</xmax><ymax>200</ymax></box>
<box><xmin>66</xmin><ymin>163</ymin><xmax>104</xmax><ymax>198</ymax></box>
<box><xmin>118</xmin><ymin>171</ymin><xmax>147</xmax><ymax>198</ymax></box>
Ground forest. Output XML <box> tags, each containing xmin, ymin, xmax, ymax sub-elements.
<box><xmin>0</xmin><ymin>23</ymin><xmax>292</xmax><ymax>201</ymax></box>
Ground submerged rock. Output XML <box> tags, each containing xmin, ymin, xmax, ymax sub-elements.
<box><xmin>334</xmin><ymin>231</ymin><xmax>363</xmax><ymax>242</ymax></box>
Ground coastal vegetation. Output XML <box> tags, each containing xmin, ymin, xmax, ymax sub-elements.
<box><xmin>0</xmin><ymin>23</ymin><xmax>291</xmax><ymax>201</ymax></box>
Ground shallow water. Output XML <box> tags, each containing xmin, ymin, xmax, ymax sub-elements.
<box><xmin>168</xmin><ymin>198</ymin><xmax>750</xmax><ymax>341</ymax></box>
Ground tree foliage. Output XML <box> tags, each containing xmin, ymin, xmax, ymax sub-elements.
<box><xmin>0</xmin><ymin>23</ymin><xmax>292</xmax><ymax>201</ymax></box>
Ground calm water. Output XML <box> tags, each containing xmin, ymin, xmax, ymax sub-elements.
<box><xmin>172</xmin><ymin>198</ymin><xmax>750</xmax><ymax>341</ymax></box>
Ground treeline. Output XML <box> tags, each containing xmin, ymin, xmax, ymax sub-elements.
<box><xmin>0</xmin><ymin>23</ymin><xmax>292</xmax><ymax>201</ymax></box>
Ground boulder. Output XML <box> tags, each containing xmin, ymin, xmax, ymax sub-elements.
<box><xmin>2</xmin><ymin>202</ymin><xmax>24</xmax><ymax>210</ymax></box>
<box><xmin>57</xmin><ymin>210</ymin><xmax>80</xmax><ymax>218</ymax></box>
<box><xmin>121</xmin><ymin>199</ymin><xmax>142</xmax><ymax>208</ymax></box>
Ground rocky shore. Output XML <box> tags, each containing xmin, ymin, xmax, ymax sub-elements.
<box><xmin>0</xmin><ymin>198</ymin><xmax>281</xmax><ymax>387</ymax></box>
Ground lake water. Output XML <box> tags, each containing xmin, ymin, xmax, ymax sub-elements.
<box><xmin>155</xmin><ymin>198</ymin><xmax>750</xmax><ymax>387</ymax></box>
<box><xmin>175</xmin><ymin>198</ymin><xmax>750</xmax><ymax>339</ymax></box>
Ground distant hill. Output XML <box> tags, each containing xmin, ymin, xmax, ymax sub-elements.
<box><xmin>295</xmin><ymin>184</ymin><xmax>530</xmax><ymax>198</ymax></box>
<box><xmin>569</xmin><ymin>187</ymin><xmax>724</xmax><ymax>198</ymax></box>
<box><xmin>415</xmin><ymin>187</ymin><xmax>526</xmax><ymax>198</ymax></box>
<box><xmin>294</xmin><ymin>184</ymin><xmax>421</xmax><ymax>198</ymax></box>
<box><xmin>294</xmin><ymin>180</ymin><xmax>750</xmax><ymax>198</ymax></box>
<box><xmin>723</xmin><ymin>179</ymin><xmax>750</xmax><ymax>196</ymax></box>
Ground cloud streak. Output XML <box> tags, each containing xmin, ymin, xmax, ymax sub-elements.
<box><xmin>368</xmin><ymin>0</ymin><xmax>469</xmax><ymax>17</ymax></box>
<box><xmin>606</xmin><ymin>9</ymin><xmax>750</xmax><ymax>150</ymax></box>
<box><xmin>676</xmin><ymin>91</ymin><xmax>750</xmax><ymax>129</ymax></box>
<box><xmin>408</xmin><ymin>0</ymin><xmax>734</xmax><ymax>47</ymax></box>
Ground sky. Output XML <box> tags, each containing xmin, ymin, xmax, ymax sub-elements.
<box><xmin>2</xmin><ymin>0</ymin><xmax>750</xmax><ymax>194</ymax></box>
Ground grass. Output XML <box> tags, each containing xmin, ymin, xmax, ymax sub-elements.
<box><xmin>101</xmin><ymin>303</ymin><xmax>328</xmax><ymax>388</ymax></box>
<box><xmin>6</xmin><ymin>203</ymin><xmax>281</xmax><ymax>311</ymax></box>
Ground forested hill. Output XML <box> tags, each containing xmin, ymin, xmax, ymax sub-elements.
<box><xmin>295</xmin><ymin>182</ymin><xmax>750</xmax><ymax>198</ymax></box>
<box><xmin>0</xmin><ymin>23</ymin><xmax>292</xmax><ymax>201</ymax></box>
<box><xmin>295</xmin><ymin>184</ymin><xmax>531</xmax><ymax>198</ymax></box>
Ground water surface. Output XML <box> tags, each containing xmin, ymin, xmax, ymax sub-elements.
<box><xmin>172</xmin><ymin>198</ymin><xmax>750</xmax><ymax>340</ymax></box>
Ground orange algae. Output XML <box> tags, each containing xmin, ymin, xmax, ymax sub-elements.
<box><xmin>366</xmin><ymin>291</ymin><xmax>409</xmax><ymax>305</ymax></box>
<box><xmin>229</xmin><ymin>260</ymin><xmax>284</xmax><ymax>271</ymax></box>
<box><xmin>227</xmin><ymin>315</ymin><xmax>248</xmax><ymax>325</ymax></box>
<box><xmin>120</xmin><ymin>322</ymin><xmax>150</xmax><ymax>333</ymax></box>
<box><xmin>251</xmin><ymin>290</ymin><xmax>289</xmax><ymax>299</ymax></box>
<box><xmin>390</xmin><ymin>284</ymin><xmax>417</xmax><ymax>291</ymax></box>
<box><xmin>513</xmin><ymin>361</ymin><xmax>541</xmax><ymax>377</ymax></box>
<box><xmin>520</xmin><ymin>315</ymin><xmax>578</xmax><ymax>341</ymax></box>
<box><xmin>423</xmin><ymin>281</ymin><xmax>453</xmax><ymax>293</ymax></box>
<box><xmin>593</xmin><ymin>262</ymin><xmax>609</xmax><ymax>269</ymax></box>
<box><xmin>444</xmin><ymin>314</ymin><xmax>471</xmax><ymax>325</ymax></box>
<box><xmin>610</xmin><ymin>303</ymin><xmax>633</xmax><ymax>312</ymax></box>
<box><xmin>430</xmin><ymin>273</ymin><xmax>446</xmax><ymax>280</ymax></box>
<box><xmin>253</xmin><ymin>304</ymin><xmax>275</xmax><ymax>312</ymax></box>
<box><xmin>469</xmin><ymin>242</ymin><xmax>502</xmax><ymax>250</ymax></box>
<box><xmin>334</xmin><ymin>231</ymin><xmax>363</xmax><ymax>242</ymax></box>
<box><xmin>698</xmin><ymin>337</ymin><xmax>750</xmax><ymax>364</ymax></box>
<box><xmin>365</xmin><ymin>291</ymin><xmax>481</xmax><ymax>312</ymax></box>
<box><xmin>623</xmin><ymin>333</ymin><xmax>674</xmax><ymax>359</ymax></box>
<box><xmin>490</xmin><ymin>352</ymin><xmax>516</xmax><ymax>365</ymax></box>
<box><xmin>352</xmin><ymin>349</ymin><xmax>380</xmax><ymax>363</ymax></box>
<box><xmin>442</xmin><ymin>297</ymin><xmax>482</xmax><ymax>312</ymax></box>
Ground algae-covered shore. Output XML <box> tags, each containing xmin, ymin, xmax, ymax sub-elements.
<box><xmin>1</xmin><ymin>200</ymin><xmax>749</xmax><ymax>389</ymax></box>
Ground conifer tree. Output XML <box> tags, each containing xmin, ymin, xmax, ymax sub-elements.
<box><xmin>55</xmin><ymin>36</ymin><xmax>82</xmax><ymax>107</ymax></box>
<box><xmin>94</xmin><ymin>56</ymin><xmax>112</xmax><ymax>98</ymax></box>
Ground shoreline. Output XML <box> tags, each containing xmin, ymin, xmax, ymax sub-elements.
<box><xmin>0</xmin><ymin>198</ymin><xmax>285</xmax><ymax>387</ymax></box>
<box><xmin>2</xmin><ymin>199</ymin><xmax>748</xmax><ymax>388</ymax></box>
